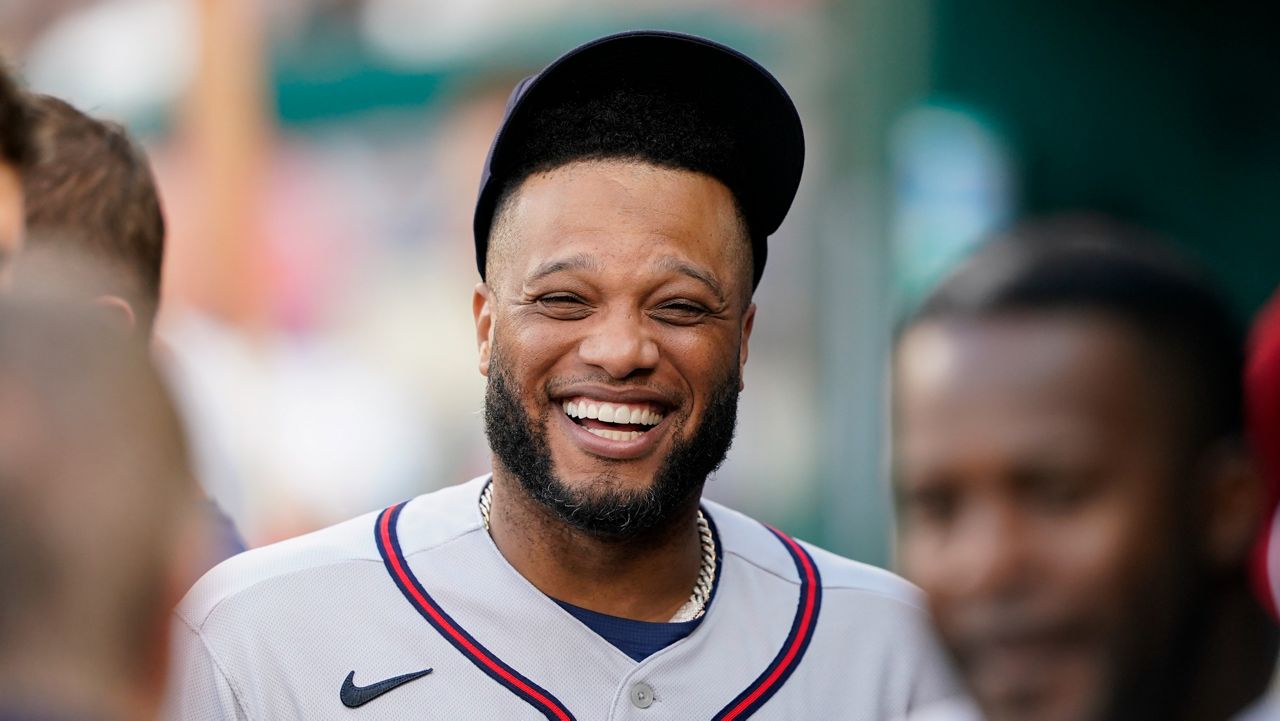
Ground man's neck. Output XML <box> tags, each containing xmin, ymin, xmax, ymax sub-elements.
<box><xmin>485</xmin><ymin>472</ymin><xmax>705</xmax><ymax>623</ymax></box>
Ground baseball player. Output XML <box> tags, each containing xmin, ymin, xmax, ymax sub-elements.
<box><xmin>166</xmin><ymin>31</ymin><xmax>956</xmax><ymax>720</ymax></box>
<box><xmin>892</xmin><ymin>217</ymin><xmax>1278</xmax><ymax>721</ymax></box>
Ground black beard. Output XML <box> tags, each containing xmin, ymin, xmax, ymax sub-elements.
<box><xmin>483</xmin><ymin>354</ymin><xmax>740</xmax><ymax>540</ymax></box>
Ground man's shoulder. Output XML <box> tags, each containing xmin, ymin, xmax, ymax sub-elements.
<box><xmin>704</xmin><ymin>499</ymin><xmax>925</xmax><ymax>612</ymax></box>
<box><xmin>178</xmin><ymin>476</ymin><xmax>488</xmax><ymax>630</ymax></box>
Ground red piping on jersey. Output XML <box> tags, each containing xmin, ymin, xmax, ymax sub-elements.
<box><xmin>378</xmin><ymin>505</ymin><xmax>572</xmax><ymax>721</ymax></box>
<box><xmin>378</xmin><ymin>497</ymin><xmax>821</xmax><ymax>720</ymax></box>
<box><xmin>715</xmin><ymin>526</ymin><xmax>819</xmax><ymax>720</ymax></box>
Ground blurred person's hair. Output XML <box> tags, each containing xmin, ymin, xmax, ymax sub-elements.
<box><xmin>0</xmin><ymin>61</ymin><xmax>33</xmax><ymax>171</ymax></box>
<box><xmin>908</xmin><ymin>214</ymin><xmax>1244</xmax><ymax>454</ymax></box>
<box><xmin>489</xmin><ymin>82</ymin><xmax>752</xmax><ymax>274</ymax></box>
<box><xmin>0</xmin><ymin>280</ymin><xmax>196</xmax><ymax>717</ymax></box>
<box><xmin>22</xmin><ymin>94</ymin><xmax>165</xmax><ymax>332</ymax></box>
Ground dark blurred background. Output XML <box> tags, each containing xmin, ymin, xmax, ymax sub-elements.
<box><xmin>3</xmin><ymin>0</ymin><xmax>1275</xmax><ymax>568</ymax></box>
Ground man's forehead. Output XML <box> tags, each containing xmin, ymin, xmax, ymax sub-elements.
<box><xmin>510</xmin><ymin>160</ymin><xmax>737</xmax><ymax>217</ymax></box>
<box><xmin>897</xmin><ymin>315</ymin><xmax>1170</xmax><ymax>452</ymax></box>
<box><xmin>901</xmin><ymin>314</ymin><xmax>1149</xmax><ymax>382</ymax></box>
<box><xmin>520</xmin><ymin>249</ymin><xmax>727</xmax><ymax>297</ymax></box>
<box><xmin>493</xmin><ymin>160</ymin><xmax>749</xmax><ymax>289</ymax></box>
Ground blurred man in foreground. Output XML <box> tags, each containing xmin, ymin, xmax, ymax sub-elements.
<box><xmin>0</xmin><ymin>293</ymin><xmax>202</xmax><ymax>720</ymax></box>
<box><xmin>894</xmin><ymin>217</ymin><xmax>1277</xmax><ymax>721</ymax></box>
<box><xmin>0</xmin><ymin>63</ymin><xmax>31</xmax><ymax>284</ymax></box>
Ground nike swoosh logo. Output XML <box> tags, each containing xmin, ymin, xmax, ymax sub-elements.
<box><xmin>340</xmin><ymin>668</ymin><xmax>433</xmax><ymax>708</ymax></box>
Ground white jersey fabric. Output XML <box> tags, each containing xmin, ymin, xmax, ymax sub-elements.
<box><xmin>1236</xmin><ymin>695</ymin><xmax>1280</xmax><ymax>720</ymax></box>
<box><xmin>894</xmin><ymin>699</ymin><xmax>980</xmax><ymax>721</ymax></box>
<box><xmin>900</xmin><ymin>694</ymin><xmax>1280</xmax><ymax>721</ymax></box>
<box><xmin>165</xmin><ymin>476</ymin><xmax>957</xmax><ymax>720</ymax></box>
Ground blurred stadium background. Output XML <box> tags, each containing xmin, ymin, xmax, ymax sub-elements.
<box><xmin>3</xmin><ymin>0</ymin><xmax>1276</xmax><ymax>567</ymax></box>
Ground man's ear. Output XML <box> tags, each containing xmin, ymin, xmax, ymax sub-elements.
<box><xmin>738</xmin><ymin>302</ymin><xmax>756</xmax><ymax>391</ymax></box>
<box><xmin>473</xmin><ymin>282</ymin><xmax>495</xmax><ymax>377</ymax></box>
<box><xmin>1201</xmin><ymin>443</ymin><xmax>1267</xmax><ymax>569</ymax></box>
<box><xmin>93</xmin><ymin>295</ymin><xmax>137</xmax><ymax>333</ymax></box>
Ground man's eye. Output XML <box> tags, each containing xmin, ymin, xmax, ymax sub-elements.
<box><xmin>652</xmin><ymin>301</ymin><xmax>710</xmax><ymax>323</ymax></box>
<box><xmin>901</xmin><ymin>486</ymin><xmax>959</xmax><ymax>526</ymax></box>
<box><xmin>1020</xmin><ymin>469</ymin><xmax>1095</xmax><ymax>513</ymax></box>
<box><xmin>539</xmin><ymin>294</ymin><xmax>583</xmax><ymax>307</ymax></box>
<box><xmin>536</xmin><ymin>294</ymin><xmax>591</xmax><ymax>318</ymax></box>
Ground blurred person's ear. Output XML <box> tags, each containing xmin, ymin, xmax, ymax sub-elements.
<box><xmin>1199</xmin><ymin>443</ymin><xmax>1266</xmax><ymax>570</ymax></box>
<box><xmin>473</xmin><ymin>282</ymin><xmax>494</xmax><ymax>377</ymax></box>
<box><xmin>92</xmin><ymin>294</ymin><xmax>136</xmax><ymax>333</ymax></box>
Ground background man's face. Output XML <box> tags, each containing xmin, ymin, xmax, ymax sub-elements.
<box><xmin>0</xmin><ymin>161</ymin><xmax>23</xmax><ymax>285</ymax></box>
<box><xmin>475</xmin><ymin>159</ymin><xmax>755</xmax><ymax>535</ymax></box>
<box><xmin>894</xmin><ymin>314</ymin><xmax>1195</xmax><ymax>721</ymax></box>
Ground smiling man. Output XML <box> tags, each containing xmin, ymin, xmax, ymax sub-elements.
<box><xmin>166</xmin><ymin>30</ymin><xmax>955</xmax><ymax>720</ymax></box>
<box><xmin>894</xmin><ymin>218</ymin><xmax>1278</xmax><ymax>721</ymax></box>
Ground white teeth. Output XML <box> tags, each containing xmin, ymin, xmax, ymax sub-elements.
<box><xmin>562</xmin><ymin>398</ymin><xmax>664</xmax><ymax>425</ymax></box>
<box><xmin>586</xmin><ymin>428</ymin><xmax>642</xmax><ymax>441</ymax></box>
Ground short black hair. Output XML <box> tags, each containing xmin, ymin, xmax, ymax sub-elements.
<box><xmin>908</xmin><ymin>214</ymin><xmax>1244</xmax><ymax>447</ymax></box>
<box><xmin>489</xmin><ymin>82</ymin><xmax>754</xmax><ymax>272</ymax></box>
<box><xmin>0</xmin><ymin>62</ymin><xmax>34</xmax><ymax>171</ymax></box>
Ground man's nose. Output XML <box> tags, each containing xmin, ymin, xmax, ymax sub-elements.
<box><xmin>577</xmin><ymin>308</ymin><xmax>660</xmax><ymax>379</ymax></box>
<box><xmin>947</xmin><ymin>501</ymin><xmax>1033</xmax><ymax>600</ymax></box>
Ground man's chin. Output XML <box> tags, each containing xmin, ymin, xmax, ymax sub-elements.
<box><xmin>523</xmin><ymin>472</ymin><xmax>676</xmax><ymax>539</ymax></box>
<box><xmin>550</xmin><ymin>465</ymin><xmax>659</xmax><ymax>498</ymax></box>
<box><xmin>967</xmin><ymin>653</ymin><xmax>1104</xmax><ymax>721</ymax></box>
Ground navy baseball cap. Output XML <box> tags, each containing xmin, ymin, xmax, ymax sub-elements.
<box><xmin>472</xmin><ymin>30</ymin><xmax>805</xmax><ymax>288</ymax></box>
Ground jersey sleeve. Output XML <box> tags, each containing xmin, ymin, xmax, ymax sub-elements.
<box><xmin>901</xmin><ymin>606</ymin><xmax>964</xmax><ymax>711</ymax></box>
<box><xmin>162</xmin><ymin>612</ymin><xmax>249</xmax><ymax>721</ymax></box>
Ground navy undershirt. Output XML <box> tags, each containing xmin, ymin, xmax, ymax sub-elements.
<box><xmin>550</xmin><ymin>513</ymin><xmax>721</xmax><ymax>662</ymax></box>
<box><xmin>553</xmin><ymin>599</ymin><xmax>704</xmax><ymax>662</ymax></box>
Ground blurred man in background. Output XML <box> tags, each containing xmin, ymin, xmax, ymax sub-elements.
<box><xmin>14</xmin><ymin>92</ymin><xmax>245</xmax><ymax>565</ymax></box>
<box><xmin>22</xmin><ymin>94</ymin><xmax>165</xmax><ymax>333</ymax></box>
<box><xmin>892</xmin><ymin>217</ymin><xmax>1277</xmax><ymax>721</ymax></box>
<box><xmin>0</xmin><ymin>63</ymin><xmax>31</xmax><ymax>285</ymax></box>
<box><xmin>0</xmin><ymin>292</ymin><xmax>202</xmax><ymax>721</ymax></box>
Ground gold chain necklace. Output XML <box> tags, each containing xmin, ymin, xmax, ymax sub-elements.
<box><xmin>479</xmin><ymin>481</ymin><xmax>717</xmax><ymax>621</ymax></box>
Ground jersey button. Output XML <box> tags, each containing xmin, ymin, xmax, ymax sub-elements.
<box><xmin>629</xmin><ymin>682</ymin><xmax>655</xmax><ymax>709</ymax></box>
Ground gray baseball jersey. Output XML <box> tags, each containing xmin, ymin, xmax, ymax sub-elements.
<box><xmin>166</xmin><ymin>476</ymin><xmax>957</xmax><ymax>720</ymax></box>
